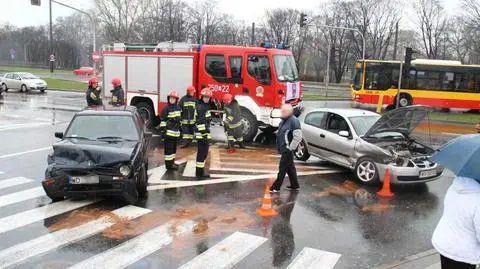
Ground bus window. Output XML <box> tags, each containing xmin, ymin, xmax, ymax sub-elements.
<box><xmin>416</xmin><ymin>70</ymin><xmax>441</xmax><ymax>90</ymax></box>
<box><xmin>442</xmin><ymin>72</ymin><xmax>455</xmax><ymax>91</ymax></box>
<box><xmin>206</xmin><ymin>54</ymin><xmax>227</xmax><ymax>80</ymax></box>
<box><xmin>365</xmin><ymin>62</ymin><xmax>396</xmax><ymax>90</ymax></box>
<box><xmin>248</xmin><ymin>55</ymin><xmax>271</xmax><ymax>85</ymax></box>
<box><xmin>229</xmin><ymin>56</ymin><xmax>242</xmax><ymax>79</ymax></box>
<box><xmin>353</xmin><ymin>66</ymin><xmax>363</xmax><ymax>90</ymax></box>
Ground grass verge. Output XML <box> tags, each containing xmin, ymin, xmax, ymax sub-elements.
<box><xmin>0</xmin><ymin>66</ymin><xmax>72</xmax><ymax>74</ymax></box>
<box><xmin>429</xmin><ymin>112</ymin><xmax>480</xmax><ymax>124</ymax></box>
<box><xmin>44</xmin><ymin>78</ymin><xmax>86</xmax><ymax>91</ymax></box>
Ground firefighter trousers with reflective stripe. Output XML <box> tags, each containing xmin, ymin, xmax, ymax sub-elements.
<box><xmin>164</xmin><ymin>138</ymin><xmax>177</xmax><ymax>168</ymax></box>
<box><xmin>181</xmin><ymin>124</ymin><xmax>195</xmax><ymax>142</ymax></box>
<box><xmin>196</xmin><ymin>138</ymin><xmax>209</xmax><ymax>172</ymax></box>
<box><xmin>227</xmin><ymin>123</ymin><xmax>244</xmax><ymax>147</ymax></box>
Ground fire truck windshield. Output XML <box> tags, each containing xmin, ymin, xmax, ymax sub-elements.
<box><xmin>273</xmin><ymin>55</ymin><xmax>299</xmax><ymax>82</ymax></box>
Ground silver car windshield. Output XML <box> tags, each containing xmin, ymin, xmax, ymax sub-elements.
<box><xmin>349</xmin><ymin>116</ymin><xmax>381</xmax><ymax>136</ymax></box>
<box><xmin>20</xmin><ymin>73</ymin><xmax>38</xmax><ymax>79</ymax></box>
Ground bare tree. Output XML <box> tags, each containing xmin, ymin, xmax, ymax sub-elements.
<box><xmin>460</xmin><ymin>0</ymin><xmax>480</xmax><ymax>63</ymax></box>
<box><xmin>412</xmin><ymin>0</ymin><xmax>447</xmax><ymax>59</ymax></box>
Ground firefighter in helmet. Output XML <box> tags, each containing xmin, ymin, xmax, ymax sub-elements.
<box><xmin>159</xmin><ymin>90</ymin><xmax>182</xmax><ymax>170</ymax></box>
<box><xmin>110</xmin><ymin>78</ymin><xmax>125</xmax><ymax>106</ymax></box>
<box><xmin>179</xmin><ymin>85</ymin><xmax>197</xmax><ymax>148</ymax></box>
<box><xmin>223</xmin><ymin>94</ymin><xmax>245</xmax><ymax>149</ymax></box>
<box><xmin>86</xmin><ymin>77</ymin><xmax>103</xmax><ymax>107</ymax></box>
<box><xmin>195</xmin><ymin>88</ymin><xmax>213</xmax><ymax>179</ymax></box>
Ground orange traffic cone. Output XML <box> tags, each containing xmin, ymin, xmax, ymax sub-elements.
<box><xmin>256</xmin><ymin>183</ymin><xmax>277</xmax><ymax>217</ymax></box>
<box><xmin>377</xmin><ymin>168</ymin><xmax>394</xmax><ymax>198</ymax></box>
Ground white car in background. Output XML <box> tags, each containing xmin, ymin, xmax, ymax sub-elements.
<box><xmin>1</xmin><ymin>72</ymin><xmax>47</xmax><ymax>93</ymax></box>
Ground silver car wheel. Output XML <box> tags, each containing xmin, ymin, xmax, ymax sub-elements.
<box><xmin>357</xmin><ymin>161</ymin><xmax>377</xmax><ymax>183</ymax></box>
<box><xmin>295</xmin><ymin>141</ymin><xmax>305</xmax><ymax>158</ymax></box>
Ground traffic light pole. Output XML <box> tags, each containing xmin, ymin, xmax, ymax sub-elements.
<box><xmin>49</xmin><ymin>0</ymin><xmax>97</xmax><ymax>71</ymax></box>
<box><xmin>49</xmin><ymin>0</ymin><xmax>53</xmax><ymax>73</ymax></box>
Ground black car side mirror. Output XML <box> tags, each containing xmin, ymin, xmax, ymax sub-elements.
<box><xmin>54</xmin><ymin>132</ymin><xmax>63</xmax><ymax>139</ymax></box>
<box><xmin>144</xmin><ymin>131</ymin><xmax>152</xmax><ymax>138</ymax></box>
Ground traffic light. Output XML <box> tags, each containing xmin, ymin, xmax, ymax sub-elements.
<box><xmin>31</xmin><ymin>0</ymin><xmax>41</xmax><ymax>6</ymax></box>
<box><xmin>404</xmin><ymin>47</ymin><xmax>417</xmax><ymax>74</ymax></box>
<box><xmin>299</xmin><ymin>13</ymin><xmax>308</xmax><ymax>28</ymax></box>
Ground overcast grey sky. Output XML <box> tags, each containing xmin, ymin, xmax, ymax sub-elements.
<box><xmin>0</xmin><ymin>0</ymin><xmax>461</xmax><ymax>27</ymax></box>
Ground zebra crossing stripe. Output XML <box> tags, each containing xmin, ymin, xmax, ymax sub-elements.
<box><xmin>0</xmin><ymin>187</ymin><xmax>45</xmax><ymax>208</ymax></box>
<box><xmin>182</xmin><ymin>160</ymin><xmax>196</xmax><ymax>178</ymax></box>
<box><xmin>0</xmin><ymin>177</ymin><xmax>33</xmax><ymax>190</ymax></box>
<box><xmin>177</xmin><ymin>232</ymin><xmax>267</xmax><ymax>269</ymax></box>
<box><xmin>68</xmin><ymin>220</ymin><xmax>195</xmax><ymax>269</ymax></box>
<box><xmin>148</xmin><ymin>165</ymin><xmax>167</xmax><ymax>184</ymax></box>
<box><xmin>0</xmin><ymin>199</ymin><xmax>97</xmax><ymax>234</ymax></box>
<box><xmin>286</xmin><ymin>247</ymin><xmax>341</xmax><ymax>269</ymax></box>
<box><xmin>0</xmin><ymin>205</ymin><xmax>151</xmax><ymax>268</ymax></box>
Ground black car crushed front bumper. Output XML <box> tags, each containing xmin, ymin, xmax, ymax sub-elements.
<box><xmin>43</xmin><ymin>167</ymin><xmax>139</xmax><ymax>203</ymax></box>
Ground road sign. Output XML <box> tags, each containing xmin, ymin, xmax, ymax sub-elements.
<box><xmin>49</xmin><ymin>54</ymin><xmax>55</xmax><ymax>62</ymax></box>
<box><xmin>92</xmin><ymin>52</ymin><xmax>101</xmax><ymax>61</ymax></box>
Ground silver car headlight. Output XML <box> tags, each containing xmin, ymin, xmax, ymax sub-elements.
<box><xmin>119</xmin><ymin>165</ymin><xmax>131</xmax><ymax>176</ymax></box>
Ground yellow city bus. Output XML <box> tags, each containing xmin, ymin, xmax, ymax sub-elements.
<box><xmin>351</xmin><ymin>59</ymin><xmax>480</xmax><ymax>109</ymax></box>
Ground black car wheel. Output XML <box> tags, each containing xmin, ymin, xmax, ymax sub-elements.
<box><xmin>2</xmin><ymin>84</ymin><xmax>7</xmax><ymax>92</ymax></box>
<box><xmin>137</xmin><ymin>163</ymin><xmax>148</xmax><ymax>198</ymax></box>
<box><xmin>21</xmin><ymin>84</ymin><xmax>28</xmax><ymax>93</ymax></box>
<box><xmin>43</xmin><ymin>187</ymin><xmax>65</xmax><ymax>202</ymax></box>
<box><xmin>294</xmin><ymin>140</ymin><xmax>310</xmax><ymax>161</ymax></box>
<box><xmin>136</xmin><ymin>102</ymin><xmax>158</xmax><ymax>129</ymax></box>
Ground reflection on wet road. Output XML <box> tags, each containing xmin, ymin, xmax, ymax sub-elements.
<box><xmin>0</xmin><ymin>90</ymin><xmax>462</xmax><ymax>269</ymax></box>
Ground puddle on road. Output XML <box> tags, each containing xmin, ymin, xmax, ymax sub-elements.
<box><xmin>48</xmin><ymin>208</ymin><xmax>127</xmax><ymax>233</ymax></box>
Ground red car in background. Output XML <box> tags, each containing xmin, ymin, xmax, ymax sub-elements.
<box><xmin>73</xmin><ymin>67</ymin><xmax>94</xmax><ymax>76</ymax></box>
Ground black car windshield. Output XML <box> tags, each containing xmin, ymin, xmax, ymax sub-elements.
<box><xmin>65</xmin><ymin>115</ymin><xmax>139</xmax><ymax>141</ymax></box>
<box><xmin>273</xmin><ymin>55</ymin><xmax>299</xmax><ymax>82</ymax></box>
<box><xmin>349</xmin><ymin>116</ymin><xmax>381</xmax><ymax>136</ymax></box>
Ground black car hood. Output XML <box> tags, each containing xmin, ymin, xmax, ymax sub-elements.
<box><xmin>364</xmin><ymin>106</ymin><xmax>433</xmax><ymax>138</ymax></box>
<box><xmin>51</xmin><ymin>139</ymin><xmax>139</xmax><ymax>168</ymax></box>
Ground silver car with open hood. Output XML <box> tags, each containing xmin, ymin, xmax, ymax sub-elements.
<box><xmin>294</xmin><ymin>106</ymin><xmax>444</xmax><ymax>185</ymax></box>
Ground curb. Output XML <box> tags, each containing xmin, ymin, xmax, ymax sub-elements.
<box><xmin>374</xmin><ymin>249</ymin><xmax>438</xmax><ymax>269</ymax></box>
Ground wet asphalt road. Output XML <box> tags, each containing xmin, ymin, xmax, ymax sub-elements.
<box><xmin>0</xmin><ymin>90</ymin><xmax>465</xmax><ymax>269</ymax></box>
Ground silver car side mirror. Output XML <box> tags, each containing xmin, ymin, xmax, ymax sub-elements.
<box><xmin>338</xmin><ymin>130</ymin><xmax>350</xmax><ymax>138</ymax></box>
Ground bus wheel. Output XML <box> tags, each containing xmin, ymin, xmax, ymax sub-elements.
<box><xmin>397</xmin><ymin>94</ymin><xmax>412</xmax><ymax>107</ymax></box>
<box><xmin>137</xmin><ymin>102</ymin><xmax>158</xmax><ymax>129</ymax></box>
<box><xmin>241</xmin><ymin>108</ymin><xmax>258</xmax><ymax>142</ymax></box>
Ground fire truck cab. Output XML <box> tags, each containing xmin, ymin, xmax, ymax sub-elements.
<box><xmin>101</xmin><ymin>42</ymin><xmax>302</xmax><ymax>141</ymax></box>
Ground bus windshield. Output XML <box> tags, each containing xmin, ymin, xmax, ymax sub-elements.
<box><xmin>273</xmin><ymin>55</ymin><xmax>299</xmax><ymax>82</ymax></box>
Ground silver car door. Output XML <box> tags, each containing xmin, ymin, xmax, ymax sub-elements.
<box><xmin>12</xmin><ymin>74</ymin><xmax>21</xmax><ymax>89</ymax></box>
<box><xmin>322</xmin><ymin>113</ymin><xmax>356</xmax><ymax>167</ymax></box>
<box><xmin>4</xmin><ymin>74</ymin><xmax>14</xmax><ymax>89</ymax></box>
<box><xmin>302</xmin><ymin>111</ymin><xmax>327</xmax><ymax>156</ymax></box>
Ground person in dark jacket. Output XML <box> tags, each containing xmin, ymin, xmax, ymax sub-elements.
<box><xmin>110</xmin><ymin>78</ymin><xmax>125</xmax><ymax>106</ymax></box>
<box><xmin>159</xmin><ymin>90</ymin><xmax>182</xmax><ymax>170</ymax></box>
<box><xmin>195</xmin><ymin>88</ymin><xmax>213</xmax><ymax>179</ymax></box>
<box><xmin>86</xmin><ymin>77</ymin><xmax>102</xmax><ymax>107</ymax></box>
<box><xmin>270</xmin><ymin>104</ymin><xmax>302</xmax><ymax>193</ymax></box>
<box><xmin>179</xmin><ymin>85</ymin><xmax>197</xmax><ymax>148</ymax></box>
<box><xmin>223</xmin><ymin>94</ymin><xmax>245</xmax><ymax>149</ymax></box>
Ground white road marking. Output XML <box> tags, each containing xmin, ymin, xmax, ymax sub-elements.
<box><xmin>0</xmin><ymin>187</ymin><xmax>45</xmax><ymax>208</ymax></box>
<box><xmin>219</xmin><ymin>162</ymin><xmax>330</xmax><ymax>170</ymax></box>
<box><xmin>0</xmin><ymin>206</ymin><xmax>151</xmax><ymax>269</ymax></box>
<box><xmin>0</xmin><ymin>199</ymin><xmax>97</xmax><ymax>234</ymax></box>
<box><xmin>178</xmin><ymin>232</ymin><xmax>267</xmax><ymax>269</ymax></box>
<box><xmin>182</xmin><ymin>160</ymin><xmax>196</xmax><ymax>178</ymax></box>
<box><xmin>147</xmin><ymin>170</ymin><xmax>341</xmax><ymax>190</ymax></box>
<box><xmin>0</xmin><ymin>177</ymin><xmax>33</xmax><ymax>190</ymax></box>
<box><xmin>147</xmin><ymin>165</ymin><xmax>167</xmax><ymax>184</ymax></box>
<box><xmin>0</xmin><ymin>147</ymin><xmax>51</xmax><ymax>160</ymax></box>
<box><xmin>68</xmin><ymin>220</ymin><xmax>195</xmax><ymax>269</ymax></box>
<box><xmin>286</xmin><ymin>247</ymin><xmax>341</xmax><ymax>269</ymax></box>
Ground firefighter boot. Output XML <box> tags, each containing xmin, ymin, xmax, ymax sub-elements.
<box><xmin>196</xmin><ymin>167</ymin><xmax>210</xmax><ymax>179</ymax></box>
<box><xmin>180</xmin><ymin>141</ymin><xmax>191</xmax><ymax>148</ymax></box>
<box><xmin>166</xmin><ymin>161</ymin><xmax>179</xmax><ymax>170</ymax></box>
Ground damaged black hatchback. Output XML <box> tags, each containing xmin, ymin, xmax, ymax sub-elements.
<box><xmin>42</xmin><ymin>106</ymin><xmax>151</xmax><ymax>204</ymax></box>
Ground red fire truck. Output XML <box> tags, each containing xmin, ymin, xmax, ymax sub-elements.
<box><xmin>101</xmin><ymin>42</ymin><xmax>302</xmax><ymax>141</ymax></box>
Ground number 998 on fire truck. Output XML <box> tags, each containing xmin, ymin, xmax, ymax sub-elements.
<box><xmin>101</xmin><ymin>41</ymin><xmax>302</xmax><ymax>141</ymax></box>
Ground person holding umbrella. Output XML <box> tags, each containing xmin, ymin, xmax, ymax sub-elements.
<box><xmin>431</xmin><ymin>134</ymin><xmax>480</xmax><ymax>269</ymax></box>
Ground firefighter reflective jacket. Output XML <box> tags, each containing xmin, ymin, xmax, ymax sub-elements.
<box><xmin>86</xmin><ymin>87</ymin><xmax>102</xmax><ymax>106</ymax></box>
<box><xmin>110</xmin><ymin>86</ymin><xmax>125</xmax><ymax>106</ymax></box>
<box><xmin>159</xmin><ymin>103</ymin><xmax>182</xmax><ymax>138</ymax></box>
<box><xmin>224</xmin><ymin>99</ymin><xmax>242</xmax><ymax>129</ymax></box>
<box><xmin>195</xmin><ymin>102</ymin><xmax>212</xmax><ymax>140</ymax></box>
<box><xmin>178</xmin><ymin>94</ymin><xmax>197</xmax><ymax>125</ymax></box>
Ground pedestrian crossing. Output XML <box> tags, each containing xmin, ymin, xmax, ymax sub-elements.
<box><xmin>0</xmin><ymin>175</ymin><xmax>343</xmax><ymax>269</ymax></box>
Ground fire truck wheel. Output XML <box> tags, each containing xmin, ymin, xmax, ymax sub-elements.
<box><xmin>241</xmin><ymin>108</ymin><xmax>258</xmax><ymax>142</ymax></box>
<box><xmin>136</xmin><ymin>102</ymin><xmax>158</xmax><ymax>129</ymax></box>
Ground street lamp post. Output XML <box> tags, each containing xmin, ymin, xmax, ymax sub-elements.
<box><xmin>49</xmin><ymin>0</ymin><xmax>97</xmax><ymax>70</ymax></box>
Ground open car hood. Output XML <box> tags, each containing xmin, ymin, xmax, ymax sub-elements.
<box><xmin>364</xmin><ymin>105</ymin><xmax>433</xmax><ymax>138</ymax></box>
